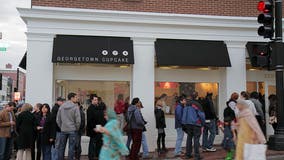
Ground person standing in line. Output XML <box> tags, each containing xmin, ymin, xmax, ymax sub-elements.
<box><xmin>250</xmin><ymin>92</ymin><xmax>265</xmax><ymax>134</ymax></box>
<box><xmin>174</xmin><ymin>95</ymin><xmax>186</xmax><ymax>157</ymax></box>
<box><xmin>51</xmin><ymin>97</ymin><xmax>65</xmax><ymax>160</ymax></box>
<box><xmin>202</xmin><ymin>93</ymin><xmax>218</xmax><ymax>152</ymax></box>
<box><xmin>182</xmin><ymin>92</ymin><xmax>205</xmax><ymax>160</ymax></box>
<box><xmin>37</xmin><ymin>103</ymin><xmax>54</xmax><ymax>160</ymax></box>
<box><xmin>75</xmin><ymin>102</ymin><xmax>85</xmax><ymax>160</ymax></box>
<box><xmin>268</xmin><ymin>94</ymin><xmax>278</xmax><ymax>132</ymax></box>
<box><xmin>155</xmin><ymin>99</ymin><xmax>167</xmax><ymax>154</ymax></box>
<box><xmin>95</xmin><ymin>109</ymin><xmax>129</xmax><ymax>160</ymax></box>
<box><xmin>86</xmin><ymin>95</ymin><xmax>106</xmax><ymax>160</ymax></box>
<box><xmin>127</xmin><ymin>98</ymin><xmax>145</xmax><ymax>160</ymax></box>
<box><xmin>16</xmin><ymin>103</ymin><xmax>36</xmax><ymax>160</ymax></box>
<box><xmin>0</xmin><ymin>102</ymin><xmax>17</xmax><ymax>160</ymax></box>
<box><xmin>31</xmin><ymin>103</ymin><xmax>42</xmax><ymax>160</ymax></box>
<box><xmin>114</xmin><ymin>94</ymin><xmax>126</xmax><ymax>131</ymax></box>
<box><xmin>56</xmin><ymin>93</ymin><xmax>81</xmax><ymax>160</ymax></box>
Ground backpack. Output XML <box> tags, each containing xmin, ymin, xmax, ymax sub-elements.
<box><xmin>123</xmin><ymin>110</ymin><xmax>135</xmax><ymax>132</ymax></box>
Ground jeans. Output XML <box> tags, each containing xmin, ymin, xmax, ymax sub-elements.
<box><xmin>0</xmin><ymin>137</ymin><xmax>13</xmax><ymax>160</ymax></box>
<box><xmin>42</xmin><ymin>144</ymin><xmax>52</xmax><ymax>160</ymax></box>
<box><xmin>58</xmin><ymin>131</ymin><xmax>77</xmax><ymax>160</ymax></box>
<box><xmin>126</xmin><ymin>133</ymin><xmax>131</xmax><ymax>150</ymax></box>
<box><xmin>185</xmin><ymin>124</ymin><xmax>202</xmax><ymax>160</ymax></box>
<box><xmin>51</xmin><ymin>132</ymin><xmax>60</xmax><ymax>160</ymax></box>
<box><xmin>202</xmin><ymin>120</ymin><xmax>216</xmax><ymax>149</ymax></box>
<box><xmin>141</xmin><ymin>132</ymin><xmax>149</xmax><ymax>156</ymax></box>
<box><xmin>174</xmin><ymin>127</ymin><xmax>184</xmax><ymax>155</ymax></box>
<box><xmin>75</xmin><ymin>134</ymin><xmax>82</xmax><ymax>159</ymax></box>
<box><xmin>88</xmin><ymin>134</ymin><xmax>103</xmax><ymax>160</ymax></box>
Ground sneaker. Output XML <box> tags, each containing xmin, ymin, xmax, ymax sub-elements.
<box><xmin>142</xmin><ymin>155</ymin><xmax>153</xmax><ymax>159</ymax></box>
<box><xmin>206</xmin><ymin>147</ymin><xmax>217</xmax><ymax>152</ymax></box>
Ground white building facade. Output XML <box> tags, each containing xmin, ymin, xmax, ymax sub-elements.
<box><xmin>18</xmin><ymin>6</ymin><xmax>278</xmax><ymax>151</ymax></box>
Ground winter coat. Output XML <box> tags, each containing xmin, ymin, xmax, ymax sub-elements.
<box><xmin>56</xmin><ymin>101</ymin><xmax>81</xmax><ymax>132</ymax></box>
<box><xmin>16</xmin><ymin>111</ymin><xmax>36</xmax><ymax>149</ymax></box>
<box><xmin>0</xmin><ymin>109</ymin><xmax>16</xmax><ymax>138</ymax></box>
<box><xmin>127</xmin><ymin>105</ymin><xmax>145</xmax><ymax>130</ymax></box>
<box><xmin>86</xmin><ymin>104</ymin><xmax>106</xmax><ymax>138</ymax></box>
<box><xmin>155</xmin><ymin>107</ymin><xmax>166</xmax><ymax>129</ymax></box>
<box><xmin>38</xmin><ymin>114</ymin><xmax>55</xmax><ymax>145</ymax></box>
<box><xmin>182</xmin><ymin>104</ymin><xmax>205</xmax><ymax>127</ymax></box>
<box><xmin>78</xmin><ymin>106</ymin><xmax>86</xmax><ymax>135</ymax></box>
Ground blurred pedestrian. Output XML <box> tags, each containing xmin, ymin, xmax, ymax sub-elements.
<box><xmin>95</xmin><ymin>109</ymin><xmax>129</xmax><ymax>160</ymax></box>
<box><xmin>235</xmin><ymin>99</ymin><xmax>266</xmax><ymax>160</ymax></box>
<box><xmin>114</xmin><ymin>94</ymin><xmax>126</xmax><ymax>132</ymax></box>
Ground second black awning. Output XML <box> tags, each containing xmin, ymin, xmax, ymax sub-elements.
<box><xmin>155</xmin><ymin>39</ymin><xmax>231</xmax><ymax>67</ymax></box>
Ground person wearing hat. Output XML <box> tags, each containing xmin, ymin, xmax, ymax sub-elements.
<box><xmin>50</xmin><ymin>97</ymin><xmax>65</xmax><ymax>160</ymax></box>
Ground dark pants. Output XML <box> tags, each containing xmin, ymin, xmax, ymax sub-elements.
<box><xmin>31</xmin><ymin>134</ymin><xmax>41</xmax><ymax>160</ymax></box>
<box><xmin>272</xmin><ymin>123</ymin><xmax>278</xmax><ymax>132</ymax></box>
<box><xmin>129</xmin><ymin>129</ymin><xmax>142</xmax><ymax>160</ymax></box>
<box><xmin>185</xmin><ymin>124</ymin><xmax>202</xmax><ymax>160</ymax></box>
<box><xmin>0</xmin><ymin>137</ymin><xmax>13</xmax><ymax>160</ymax></box>
<box><xmin>75</xmin><ymin>134</ymin><xmax>82</xmax><ymax>160</ymax></box>
<box><xmin>88</xmin><ymin>134</ymin><xmax>103</xmax><ymax>160</ymax></box>
<box><xmin>157</xmin><ymin>132</ymin><xmax>166</xmax><ymax>150</ymax></box>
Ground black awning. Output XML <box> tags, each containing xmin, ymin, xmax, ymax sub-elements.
<box><xmin>52</xmin><ymin>35</ymin><xmax>134</xmax><ymax>64</ymax></box>
<box><xmin>18</xmin><ymin>52</ymin><xmax>26</xmax><ymax>70</ymax></box>
<box><xmin>155</xmin><ymin>39</ymin><xmax>231</xmax><ymax>67</ymax></box>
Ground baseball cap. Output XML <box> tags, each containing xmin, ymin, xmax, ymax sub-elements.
<box><xmin>56</xmin><ymin>97</ymin><xmax>66</xmax><ymax>101</ymax></box>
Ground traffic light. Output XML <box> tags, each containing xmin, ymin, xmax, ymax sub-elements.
<box><xmin>246</xmin><ymin>42</ymin><xmax>271</xmax><ymax>67</ymax></box>
<box><xmin>257</xmin><ymin>0</ymin><xmax>274</xmax><ymax>39</ymax></box>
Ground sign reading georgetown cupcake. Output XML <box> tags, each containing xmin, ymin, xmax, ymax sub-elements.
<box><xmin>52</xmin><ymin>35</ymin><xmax>134</xmax><ymax>64</ymax></box>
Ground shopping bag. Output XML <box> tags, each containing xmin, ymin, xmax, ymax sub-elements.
<box><xmin>243</xmin><ymin>143</ymin><xmax>267</xmax><ymax>160</ymax></box>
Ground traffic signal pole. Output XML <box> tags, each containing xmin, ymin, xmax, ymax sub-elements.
<box><xmin>268</xmin><ymin>0</ymin><xmax>284</xmax><ymax>150</ymax></box>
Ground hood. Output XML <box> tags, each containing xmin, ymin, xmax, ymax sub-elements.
<box><xmin>107</xmin><ymin>108</ymin><xmax>117</xmax><ymax>120</ymax></box>
<box><xmin>128</xmin><ymin>105</ymin><xmax>136</xmax><ymax>112</ymax></box>
<box><xmin>61</xmin><ymin>101</ymin><xmax>76</xmax><ymax>110</ymax></box>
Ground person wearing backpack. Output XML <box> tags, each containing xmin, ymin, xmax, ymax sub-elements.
<box><xmin>127</xmin><ymin>98</ymin><xmax>145</xmax><ymax>160</ymax></box>
<box><xmin>182</xmin><ymin>91</ymin><xmax>205</xmax><ymax>160</ymax></box>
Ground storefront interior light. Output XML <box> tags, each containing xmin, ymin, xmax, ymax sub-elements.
<box><xmin>119</xmin><ymin>65</ymin><xmax>129</xmax><ymax>68</ymax></box>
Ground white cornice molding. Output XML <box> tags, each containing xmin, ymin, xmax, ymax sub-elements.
<box><xmin>18</xmin><ymin>6</ymin><xmax>258</xmax><ymax>29</ymax></box>
<box><xmin>26</xmin><ymin>33</ymin><xmax>55</xmax><ymax>42</ymax></box>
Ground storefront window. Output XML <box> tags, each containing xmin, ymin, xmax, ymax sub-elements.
<box><xmin>155</xmin><ymin>82</ymin><xmax>219</xmax><ymax>117</ymax></box>
<box><xmin>55</xmin><ymin>80</ymin><xmax>130</xmax><ymax>109</ymax></box>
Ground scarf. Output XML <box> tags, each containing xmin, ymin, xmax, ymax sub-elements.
<box><xmin>238</xmin><ymin>108</ymin><xmax>266</xmax><ymax>144</ymax></box>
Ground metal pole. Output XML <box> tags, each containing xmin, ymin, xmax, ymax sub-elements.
<box><xmin>268</xmin><ymin>0</ymin><xmax>284</xmax><ymax>150</ymax></box>
<box><xmin>16</xmin><ymin>68</ymin><xmax>19</xmax><ymax>92</ymax></box>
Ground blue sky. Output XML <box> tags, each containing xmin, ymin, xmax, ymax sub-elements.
<box><xmin>0</xmin><ymin>0</ymin><xmax>30</xmax><ymax>70</ymax></box>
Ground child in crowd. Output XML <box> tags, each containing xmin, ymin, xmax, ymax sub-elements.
<box><xmin>219</xmin><ymin>117</ymin><xmax>236</xmax><ymax>160</ymax></box>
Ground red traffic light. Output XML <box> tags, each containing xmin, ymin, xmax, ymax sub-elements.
<box><xmin>258</xmin><ymin>1</ymin><xmax>265</xmax><ymax>11</ymax></box>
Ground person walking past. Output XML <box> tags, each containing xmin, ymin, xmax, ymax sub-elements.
<box><xmin>56</xmin><ymin>93</ymin><xmax>81</xmax><ymax>160</ymax></box>
<box><xmin>182</xmin><ymin>92</ymin><xmax>205</xmax><ymax>160</ymax></box>
<box><xmin>202</xmin><ymin>92</ymin><xmax>218</xmax><ymax>152</ymax></box>
<box><xmin>226</xmin><ymin>92</ymin><xmax>239</xmax><ymax>117</ymax></box>
<box><xmin>51</xmin><ymin>97</ymin><xmax>65</xmax><ymax>160</ymax></box>
<box><xmin>86</xmin><ymin>95</ymin><xmax>106</xmax><ymax>160</ymax></box>
<box><xmin>155</xmin><ymin>99</ymin><xmax>167</xmax><ymax>154</ymax></box>
<box><xmin>95</xmin><ymin>109</ymin><xmax>129</xmax><ymax>160</ymax></box>
<box><xmin>174</xmin><ymin>95</ymin><xmax>186</xmax><ymax>157</ymax></box>
<box><xmin>32</xmin><ymin>103</ymin><xmax>42</xmax><ymax>160</ymax></box>
<box><xmin>268</xmin><ymin>94</ymin><xmax>278</xmax><ymax>132</ymax></box>
<box><xmin>219</xmin><ymin>117</ymin><xmax>236</xmax><ymax>160</ymax></box>
<box><xmin>114</xmin><ymin>94</ymin><xmax>126</xmax><ymax>131</ymax></box>
<box><xmin>0</xmin><ymin>102</ymin><xmax>16</xmax><ymax>160</ymax></box>
<box><xmin>16</xmin><ymin>103</ymin><xmax>36</xmax><ymax>160</ymax></box>
<box><xmin>75</xmin><ymin>102</ymin><xmax>85</xmax><ymax>160</ymax></box>
<box><xmin>235</xmin><ymin>99</ymin><xmax>266</xmax><ymax>160</ymax></box>
<box><xmin>127</xmin><ymin>98</ymin><xmax>145</xmax><ymax>160</ymax></box>
<box><xmin>240</xmin><ymin>91</ymin><xmax>257</xmax><ymax>116</ymax></box>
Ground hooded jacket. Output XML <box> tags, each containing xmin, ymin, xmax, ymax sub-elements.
<box><xmin>56</xmin><ymin>101</ymin><xmax>81</xmax><ymax>132</ymax></box>
<box><xmin>127</xmin><ymin>105</ymin><xmax>145</xmax><ymax>130</ymax></box>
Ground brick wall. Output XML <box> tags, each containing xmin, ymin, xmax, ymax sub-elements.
<box><xmin>32</xmin><ymin>0</ymin><xmax>272</xmax><ymax>17</ymax></box>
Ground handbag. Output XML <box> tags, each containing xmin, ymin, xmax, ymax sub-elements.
<box><xmin>244</xmin><ymin>143</ymin><xmax>267</xmax><ymax>160</ymax></box>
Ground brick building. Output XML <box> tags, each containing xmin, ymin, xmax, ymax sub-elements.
<box><xmin>18</xmin><ymin>0</ymin><xmax>280</xmax><ymax>151</ymax></box>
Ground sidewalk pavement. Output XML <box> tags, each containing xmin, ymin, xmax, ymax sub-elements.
<box><xmin>79</xmin><ymin>145</ymin><xmax>284</xmax><ymax>160</ymax></box>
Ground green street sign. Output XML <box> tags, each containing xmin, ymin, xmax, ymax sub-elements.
<box><xmin>0</xmin><ymin>47</ymin><xmax>6</xmax><ymax>51</ymax></box>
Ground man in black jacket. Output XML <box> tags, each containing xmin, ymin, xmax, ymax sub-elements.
<box><xmin>87</xmin><ymin>95</ymin><xmax>106</xmax><ymax>160</ymax></box>
<box><xmin>50</xmin><ymin>97</ymin><xmax>65</xmax><ymax>160</ymax></box>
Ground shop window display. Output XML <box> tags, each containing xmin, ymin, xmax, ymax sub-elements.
<box><xmin>155</xmin><ymin>82</ymin><xmax>219</xmax><ymax>117</ymax></box>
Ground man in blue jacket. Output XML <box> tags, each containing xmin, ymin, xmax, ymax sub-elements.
<box><xmin>174</xmin><ymin>95</ymin><xmax>187</xmax><ymax>157</ymax></box>
<box><xmin>182</xmin><ymin>91</ymin><xmax>205</xmax><ymax>160</ymax></box>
